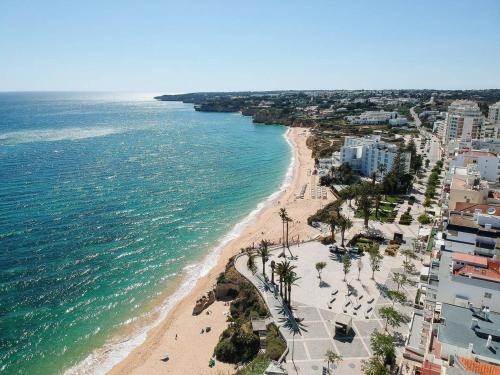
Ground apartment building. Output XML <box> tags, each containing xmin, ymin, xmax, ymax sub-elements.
<box><xmin>442</xmin><ymin>100</ymin><xmax>483</xmax><ymax>144</ymax></box>
<box><xmin>340</xmin><ymin>135</ymin><xmax>410</xmax><ymax>177</ymax></box>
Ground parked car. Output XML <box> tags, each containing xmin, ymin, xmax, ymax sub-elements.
<box><xmin>348</xmin><ymin>246</ymin><xmax>360</xmax><ymax>254</ymax></box>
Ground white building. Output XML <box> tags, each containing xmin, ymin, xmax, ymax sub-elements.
<box><xmin>449</xmin><ymin>150</ymin><xmax>500</xmax><ymax>182</ymax></box>
<box><xmin>389</xmin><ymin>117</ymin><xmax>408</xmax><ymax>126</ymax></box>
<box><xmin>489</xmin><ymin>101</ymin><xmax>500</xmax><ymax>126</ymax></box>
<box><xmin>443</xmin><ymin>100</ymin><xmax>483</xmax><ymax>144</ymax></box>
<box><xmin>340</xmin><ymin>135</ymin><xmax>411</xmax><ymax>177</ymax></box>
<box><xmin>350</xmin><ymin>110</ymin><xmax>397</xmax><ymax>125</ymax></box>
<box><xmin>443</xmin><ymin>211</ymin><xmax>500</xmax><ymax>258</ymax></box>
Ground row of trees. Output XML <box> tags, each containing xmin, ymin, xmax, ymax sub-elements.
<box><xmin>361</xmin><ymin>249</ymin><xmax>416</xmax><ymax>374</ymax></box>
<box><xmin>248</xmin><ymin>239</ymin><xmax>300</xmax><ymax>308</ymax></box>
<box><xmin>424</xmin><ymin>159</ymin><xmax>444</xmax><ymax>207</ymax></box>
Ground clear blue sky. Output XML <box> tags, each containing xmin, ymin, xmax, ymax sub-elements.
<box><xmin>1</xmin><ymin>0</ymin><xmax>499</xmax><ymax>92</ymax></box>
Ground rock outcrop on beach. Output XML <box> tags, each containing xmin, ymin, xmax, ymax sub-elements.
<box><xmin>192</xmin><ymin>290</ymin><xmax>215</xmax><ymax>315</ymax></box>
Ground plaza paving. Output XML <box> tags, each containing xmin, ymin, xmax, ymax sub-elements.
<box><xmin>235</xmin><ymin>241</ymin><xmax>420</xmax><ymax>375</ymax></box>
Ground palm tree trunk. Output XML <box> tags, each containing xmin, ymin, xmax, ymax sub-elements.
<box><xmin>262</xmin><ymin>259</ymin><xmax>266</xmax><ymax>279</ymax></box>
<box><xmin>282</xmin><ymin>220</ymin><xmax>285</xmax><ymax>254</ymax></box>
<box><xmin>279</xmin><ymin>277</ymin><xmax>283</xmax><ymax>297</ymax></box>
<box><xmin>286</xmin><ymin>220</ymin><xmax>289</xmax><ymax>249</ymax></box>
<box><xmin>288</xmin><ymin>284</ymin><xmax>292</xmax><ymax>307</ymax></box>
<box><xmin>341</xmin><ymin>229</ymin><xmax>345</xmax><ymax>247</ymax></box>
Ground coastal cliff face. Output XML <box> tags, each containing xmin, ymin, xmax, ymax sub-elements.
<box><xmin>155</xmin><ymin>94</ymin><xmax>317</xmax><ymax>127</ymax></box>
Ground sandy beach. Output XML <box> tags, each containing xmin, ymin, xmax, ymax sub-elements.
<box><xmin>108</xmin><ymin>127</ymin><xmax>334</xmax><ymax>375</ymax></box>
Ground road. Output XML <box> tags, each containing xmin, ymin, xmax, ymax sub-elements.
<box><xmin>410</xmin><ymin>106</ymin><xmax>421</xmax><ymax>128</ymax></box>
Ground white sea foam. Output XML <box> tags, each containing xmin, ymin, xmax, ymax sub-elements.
<box><xmin>64</xmin><ymin>127</ymin><xmax>296</xmax><ymax>375</ymax></box>
<box><xmin>0</xmin><ymin>127</ymin><xmax>122</xmax><ymax>144</ymax></box>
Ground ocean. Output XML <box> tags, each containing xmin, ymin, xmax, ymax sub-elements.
<box><xmin>0</xmin><ymin>92</ymin><xmax>291</xmax><ymax>374</ymax></box>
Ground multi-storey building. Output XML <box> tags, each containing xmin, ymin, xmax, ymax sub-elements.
<box><xmin>339</xmin><ymin>135</ymin><xmax>411</xmax><ymax>177</ymax></box>
<box><xmin>449</xmin><ymin>150</ymin><xmax>500</xmax><ymax>183</ymax></box>
<box><xmin>442</xmin><ymin>100</ymin><xmax>483</xmax><ymax>144</ymax></box>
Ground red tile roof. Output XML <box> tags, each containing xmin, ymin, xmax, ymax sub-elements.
<box><xmin>454</xmin><ymin>202</ymin><xmax>500</xmax><ymax>216</ymax></box>
<box><xmin>461</xmin><ymin>150</ymin><xmax>497</xmax><ymax>157</ymax></box>
<box><xmin>452</xmin><ymin>253</ymin><xmax>488</xmax><ymax>267</ymax></box>
<box><xmin>459</xmin><ymin>357</ymin><xmax>500</xmax><ymax>375</ymax></box>
<box><xmin>454</xmin><ymin>259</ymin><xmax>500</xmax><ymax>283</ymax></box>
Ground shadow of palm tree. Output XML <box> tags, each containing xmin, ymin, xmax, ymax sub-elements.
<box><xmin>319</xmin><ymin>281</ymin><xmax>331</xmax><ymax>288</ymax></box>
<box><xmin>276</xmin><ymin>304</ymin><xmax>308</xmax><ymax>335</ymax></box>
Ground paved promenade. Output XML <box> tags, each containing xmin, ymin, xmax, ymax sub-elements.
<box><xmin>235</xmin><ymin>242</ymin><xmax>419</xmax><ymax>374</ymax></box>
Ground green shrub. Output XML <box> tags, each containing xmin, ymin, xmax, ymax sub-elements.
<box><xmin>214</xmin><ymin>324</ymin><xmax>260</xmax><ymax>363</ymax></box>
<box><xmin>236</xmin><ymin>353</ymin><xmax>271</xmax><ymax>375</ymax></box>
<box><xmin>266</xmin><ymin>324</ymin><xmax>286</xmax><ymax>360</ymax></box>
<box><xmin>399</xmin><ymin>212</ymin><xmax>413</xmax><ymax>225</ymax></box>
<box><xmin>418</xmin><ymin>214</ymin><xmax>432</xmax><ymax>225</ymax></box>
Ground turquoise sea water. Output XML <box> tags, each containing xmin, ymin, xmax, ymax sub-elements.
<box><xmin>0</xmin><ymin>93</ymin><xmax>291</xmax><ymax>374</ymax></box>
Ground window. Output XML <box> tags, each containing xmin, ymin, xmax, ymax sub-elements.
<box><xmin>485</xmin><ymin>292</ymin><xmax>492</xmax><ymax>299</ymax></box>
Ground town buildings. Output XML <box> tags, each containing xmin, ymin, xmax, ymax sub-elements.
<box><xmin>339</xmin><ymin>135</ymin><xmax>411</xmax><ymax>177</ymax></box>
<box><xmin>449</xmin><ymin>150</ymin><xmax>500</xmax><ymax>183</ymax></box>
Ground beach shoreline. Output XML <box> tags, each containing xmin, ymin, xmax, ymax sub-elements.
<box><xmin>105</xmin><ymin>126</ymin><xmax>333</xmax><ymax>375</ymax></box>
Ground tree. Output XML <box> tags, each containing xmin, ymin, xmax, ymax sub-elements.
<box><xmin>339</xmin><ymin>185</ymin><xmax>355</xmax><ymax>208</ymax></box>
<box><xmin>247</xmin><ymin>253</ymin><xmax>257</xmax><ymax>274</ymax></box>
<box><xmin>315</xmin><ymin>261</ymin><xmax>327</xmax><ymax>284</ymax></box>
<box><xmin>357</xmin><ymin>258</ymin><xmax>363</xmax><ymax>281</ymax></box>
<box><xmin>370</xmin><ymin>330</ymin><xmax>396</xmax><ymax>366</ymax></box>
<box><xmin>418</xmin><ymin>213</ymin><xmax>432</xmax><ymax>225</ymax></box>
<box><xmin>256</xmin><ymin>240</ymin><xmax>270</xmax><ymax>280</ymax></box>
<box><xmin>279</xmin><ymin>208</ymin><xmax>287</xmax><ymax>255</ymax></box>
<box><xmin>284</xmin><ymin>270</ymin><xmax>300</xmax><ymax>308</ymax></box>
<box><xmin>403</xmin><ymin>259</ymin><xmax>416</xmax><ymax>275</ymax></box>
<box><xmin>379</xmin><ymin>306</ymin><xmax>404</xmax><ymax>332</ymax></box>
<box><xmin>373</xmin><ymin>186</ymin><xmax>382</xmax><ymax>219</ymax></box>
<box><xmin>285</xmin><ymin>215</ymin><xmax>293</xmax><ymax>255</ymax></box>
<box><xmin>275</xmin><ymin>262</ymin><xmax>286</xmax><ymax>298</ymax></box>
<box><xmin>342</xmin><ymin>254</ymin><xmax>351</xmax><ymax>282</ymax></box>
<box><xmin>361</xmin><ymin>357</ymin><xmax>389</xmax><ymax>375</ymax></box>
<box><xmin>358</xmin><ymin>183</ymin><xmax>373</xmax><ymax>228</ymax></box>
<box><xmin>328</xmin><ymin>212</ymin><xmax>339</xmax><ymax>242</ymax></box>
<box><xmin>338</xmin><ymin>215</ymin><xmax>353</xmax><ymax>247</ymax></box>
<box><xmin>386</xmin><ymin>290</ymin><xmax>406</xmax><ymax>307</ymax></box>
<box><xmin>400</xmin><ymin>248</ymin><xmax>415</xmax><ymax>263</ymax></box>
<box><xmin>324</xmin><ymin>349</ymin><xmax>343</xmax><ymax>373</ymax></box>
<box><xmin>391</xmin><ymin>272</ymin><xmax>408</xmax><ymax>292</ymax></box>
<box><xmin>368</xmin><ymin>244</ymin><xmax>383</xmax><ymax>280</ymax></box>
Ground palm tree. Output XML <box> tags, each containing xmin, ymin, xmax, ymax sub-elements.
<box><xmin>377</xmin><ymin>164</ymin><xmax>386</xmax><ymax>182</ymax></box>
<box><xmin>285</xmin><ymin>214</ymin><xmax>293</xmax><ymax>256</ymax></box>
<box><xmin>338</xmin><ymin>215</ymin><xmax>353</xmax><ymax>247</ymax></box>
<box><xmin>284</xmin><ymin>270</ymin><xmax>300</xmax><ymax>308</ymax></box>
<box><xmin>328</xmin><ymin>212</ymin><xmax>338</xmax><ymax>243</ymax></box>
<box><xmin>275</xmin><ymin>262</ymin><xmax>286</xmax><ymax>298</ymax></box>
<box><xmin>279</xmin><ymin>208</ymin><xmax>287</xmax><ymax>254</ymax></box>
<box><xmin>270</xmin><ymin>260</ymin><xmax>276</xmax><ymax>285</ymax></box>
<box><xmin>339</xmin><ymin>186</ymin><xmax>355</xmax><ymax>208</ymax></box>
<box><xmin>277</xmin><ymin>260</ymin><xmax>296</xmax><ymax>303</ymax></box>
<box><xmin>358</xmin><ymin>184</ymin><xmax>373</xmax><ymax>228</ymax></box>
<box><xmin>324</xmin><ymin>349</ymin><xmax>343</xmax><ymax>373</ymax></box>
<box><xmin>373</xmin><ymin>186</ymin><xmax>382</xmax><ymax>219</ymax></box>
<box><xmin>256</xmin><ymin>240</ymin><xmax>270</xmax><ymax>280</ymax></box>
